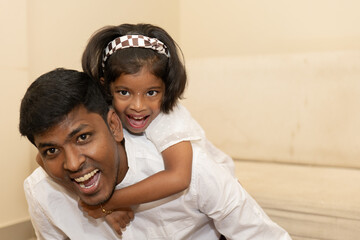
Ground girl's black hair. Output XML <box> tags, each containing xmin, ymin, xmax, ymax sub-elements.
<box><xmin>82</xmin><ymin>23</ymin><xmax>187</xmax><ymax>113</ymax></box>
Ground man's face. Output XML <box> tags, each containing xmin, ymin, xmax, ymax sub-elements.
<box><xmin>34</xmin><ymin>106</ymin><xmax>124</xmax><ymax>205</ymax></box>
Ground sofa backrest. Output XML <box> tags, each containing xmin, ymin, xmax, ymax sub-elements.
<box><xmin>181</xmin><ymin>51</ymin><xmax>360</xmax><ymax>168</ymax></box>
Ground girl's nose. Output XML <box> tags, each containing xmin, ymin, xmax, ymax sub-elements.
<box><xmin>130</xmin><ymin>95</ymin><xmax>145</xmax><ymax>112</ymax></box>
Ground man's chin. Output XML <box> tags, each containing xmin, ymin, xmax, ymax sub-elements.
<box><xmin>79</xmin><ymin>187</ymin><xmax>115</xmax><ymax>206</ymax></box>
<box><xmin>79</xmin><ymin>194</ymin><xmax>108</xmax><ymax>206</ymax></box>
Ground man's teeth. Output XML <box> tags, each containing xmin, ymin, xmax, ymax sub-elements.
<box><xmin>74</xmin><ymin>169</ymin><xmax>99</xmax><ymax>183</ymax></box>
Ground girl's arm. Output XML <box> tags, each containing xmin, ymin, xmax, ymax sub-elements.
<box><xmin>81</xmin><ymin>141</ymin><xmax>193</xmax><ymax>218</ymax></box>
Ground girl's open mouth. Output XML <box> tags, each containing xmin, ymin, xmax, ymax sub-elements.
<box><xmin>126</xmin><ymin>115</ymin><xmax>150</xmax><ymax>129</ymax></box>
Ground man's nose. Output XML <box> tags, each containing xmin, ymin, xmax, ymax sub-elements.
<box><xmin>63</xmin><ymin>147</ymin><xmax>85</xmax><ymax>172</ymax></box>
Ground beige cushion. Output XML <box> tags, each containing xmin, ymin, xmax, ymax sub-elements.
<box><xmin>182</xmin><ymin>51</ymin><xmax>360</xmax><ymax>168</ymax></box>
<box><xmin>235</xmin><ymin>160</ymin><xmax>360</xmax><ymax>240</ymax></box>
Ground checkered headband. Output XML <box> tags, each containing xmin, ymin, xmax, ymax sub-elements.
<box><xmin>102</xmin><ymin>35</ymin><xmax>170</xmax><ymax>69</ymax></box>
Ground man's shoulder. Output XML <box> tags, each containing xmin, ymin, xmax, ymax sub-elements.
<box><xmin>24</xmin><ymin>167</ymin><xmax>53</xmax><ymax>207</ymax></box>
<box><xmin>24</xmin><ymin>167</ymin><xmax>48</xmax><ymax>188</ymax></box>
<box><xmin>190</xmin><ymin>145</ymin><xmax>236</xmax><ymax>190</ymax></box>
<box><xmin>24</xmin><ymin>167</ymin><xmax>73</xmax><ymax>202</ymax></box>
<box><xmin>124</xmin><ymin>129</ymin><xmax>161</xmax><ymax>159</ymax></box>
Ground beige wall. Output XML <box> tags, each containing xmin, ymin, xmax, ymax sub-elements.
<box><xmin>178</xmin><ymin>0</ymin><xmax>360</xmax><ymax>167</ymax></box>
<box><xmin>182</xmin><ymin>52</ymin><xmax>360</xmax><ymax>168</ymax></box>
<box><xmin>28</xmin><ymin>0</ymin><xmax>181</xmax><ymax>80</ymax></box>
<box><xmin>1</xmin><ymin>0</ymin><xmax>180</xmax><ymax>229</ymax></box>
<box><xmin>179</xmin><ymin>0</ymin><xmax>360</xmax><ymax>58</ymax></box>
<box><xmin>2</xmin><ymin>0</ymin><xmax>360</xmax><ymax>230</ymax></box>
<box><xmin>0</xmin><ymin>0</ymin><xmax>32</xmax><ymax>227</ymax></box>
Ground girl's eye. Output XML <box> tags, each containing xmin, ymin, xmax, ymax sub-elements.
<box><xmin>44</xmin><ymin>148</ymin><xmax>59</xmax><ymax>157</ymax></box>
<box><xmin>147</xmin><ymin>90</ymin><xmax>158</xmax><ymax>97</ymax></box>
<box><xmin>77</xmin><ymin>134</ymin><xmax>90</xmax><ymax>143</ymax></box>
<box><xmin>118</xmin><ymin>90</ymin><xmax>129</xmax><ymax>96</ymax></box>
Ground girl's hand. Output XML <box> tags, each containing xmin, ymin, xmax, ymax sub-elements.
<box><xmin>79</xmin><ymin>200</ymin><xmax>105</xmax><ymax>219</ymax></box>
<box><xmin>105</xmin><ymin>209</ymin><xmax>135</xmax><ymax>236</ymax></box>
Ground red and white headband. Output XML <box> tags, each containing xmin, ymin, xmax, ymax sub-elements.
<box><xmin>102</xmin><ymin>35</ymin><xmax>170</xmax><ymax>68</ymax></box>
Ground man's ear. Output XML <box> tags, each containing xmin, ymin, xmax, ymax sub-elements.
<box><xmin>107</xmin><ymin>108</ymin><xmax>124</xmax><ymax>142</ymax></box>
<box><xmin>36</xmin><ymin>152</ymin><xmax>44</xmax><ymax>168</ymax></box>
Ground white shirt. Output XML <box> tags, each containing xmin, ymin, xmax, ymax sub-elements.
<box><xmin>24</xmin><ymin>129</ymin><xmax>291</xmax><ymax>240</ymax></box>
<box><xmin>145</xmin><ymin>104</ymin><xmax>235</xmax><ymax>175</ymax></box>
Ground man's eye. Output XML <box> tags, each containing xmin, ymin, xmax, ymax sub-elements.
<box><xmin>118</xmin><ymin>90</ymin><xmax>129</xmax><ymax>96</ymax></box>
<box><xmin>147</xmin><ymin>90</ymin><xmax>158</xmax><ymax>96</ymax></box>
<box><xmin>45</xmin><ymin>148</ymin><xmax>59</xmax><ymax>156</ymax></box>
<box><xmin>77</xmin><ymin>134</ymin><xmax>90</xmax><ymax>143</ymax></box>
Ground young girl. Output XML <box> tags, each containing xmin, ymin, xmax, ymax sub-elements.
<box><xmin>80</xmin><ymin>23</ymin><xmax>235</xmax><ymax>232</ymax></box>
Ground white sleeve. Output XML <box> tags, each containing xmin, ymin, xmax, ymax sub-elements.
<box><xmin>145</xmin><ymin>104</ymin><xmax>205</xmax><ymax>152</ymax></box>
<box><xmin>24</xmin><ymin>177</ymin><xmax>67</xmax><ymax>240</ymax></box>
<box><xmin>193</xmin><ymin>154</ymin><xmax>291</xmax><ymax>240</ymax></box>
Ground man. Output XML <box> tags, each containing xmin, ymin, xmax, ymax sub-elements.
<box><xmin>20</xmin><ymin>68</ymin><xmax>291</xmax><ymax>239</ymax></box>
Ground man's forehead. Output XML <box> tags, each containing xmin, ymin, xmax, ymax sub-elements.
<box><xmin>34</xmin><ymin>106</ymin><xmax>104</xmax><ymax>146</ymax></box>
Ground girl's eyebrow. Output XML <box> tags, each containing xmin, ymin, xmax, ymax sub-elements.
<box><xmin>112</xmin><ymin>85</ymin><xmax>129</xmax><ymax>89</ymax></box>
<box><xmin>113</xmin><ymin>85</ymin><xmax>163</xmax><ymax>90</ymax></box>
<box><xmin>147</xmin><ymin>86</ymin><xmax>163</xmax><ymax>90</ymax></box>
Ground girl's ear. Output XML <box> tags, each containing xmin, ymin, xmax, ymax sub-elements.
<box><xmin>107</xmin><ymin>108</ymin><xmax>123</xmax><ymax>142</ymax></box>
<box><xmin>100</xmin><ymin>77</ymin><xmax>105</xmax><ymax>86</ymax></box>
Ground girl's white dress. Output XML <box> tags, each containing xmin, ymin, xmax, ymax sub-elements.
<box><xmin>145</xmin><ymin>104</ymin><xmax>235</xmax><ymax>176</ymax></box>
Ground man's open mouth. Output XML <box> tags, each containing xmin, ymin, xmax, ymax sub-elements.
<box><xmin>73</xmin><ymin>169</ymin><xmax>100</xmax><ymax>190</ymax></box>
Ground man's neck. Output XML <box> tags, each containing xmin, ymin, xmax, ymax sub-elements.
<box><xmin>116</xmin><ymin>141</ymin><xmax>129</xmax><ymax>185</ymax></box>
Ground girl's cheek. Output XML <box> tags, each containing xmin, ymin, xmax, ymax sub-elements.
<box><xmin>113</xmin><ymin>101</ymin><xmax>126</xmax><ymax>112</ymax></box>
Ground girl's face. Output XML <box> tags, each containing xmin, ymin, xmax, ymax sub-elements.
<box><xmin>110</xmin><ymin>67</ymin><xmax>165</xmax><ymax>134</ymax></box>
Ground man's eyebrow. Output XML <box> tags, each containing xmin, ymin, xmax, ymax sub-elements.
<box><xmin>66</xmin><ymin>124</ymin><xmax>89</xmax><ymax>141</ymax></box>
<box><xmin>37</xmin><ymin>124</ymin><xmax>89</xmax><ymax>149</ymax></box>
<box><xmin>37</xmin><ymin>142</ymin><xmax>56</xmax><ymax>149</ymax></box>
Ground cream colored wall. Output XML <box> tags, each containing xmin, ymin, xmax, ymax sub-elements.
<box><xmin>2</xmin><ymin>0</ymin><xmax>180</xmax><ymax>229</ymax></box>
<box><xmin>183</xmin><ymin>52</ymin><xmax>360</xmax><ymax>167</ymax></box>
<box><xmin>28</xmin><ymin>0</ymin><xmax>181</xmax><ymax>81</ymax></box>
<box><xmin>0</xmin><ymin>0</ymin><xmax>32</xmax><ymax>227</ymax></box>
<box><xmin>179</xmin><ymin>0</ymin><xmax>360</xmax><ymax>58</ymax></box>
<box><xmin>3</xmin><ymin>0</ymin><xmax>360</xmax><ymax>232</ymax></box>
<box><xmin>179</xmin><ymin>0</ymin><xmax>360</xmax><ymax>167</ymax></box>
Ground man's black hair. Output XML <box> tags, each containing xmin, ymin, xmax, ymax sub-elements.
<box><xmin>19</xmin><ymin>68</ymin><xmax>109</xmax><ymax>145</ymax></box>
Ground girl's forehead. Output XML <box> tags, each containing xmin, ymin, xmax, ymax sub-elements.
<box><xmin>112</xmin><ymin>68</ymin><xmax>164</xmax><ymax>88</ymax></box>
